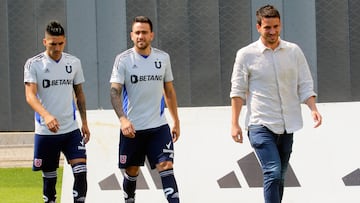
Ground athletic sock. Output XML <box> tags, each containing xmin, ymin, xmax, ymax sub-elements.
<box><xmin>123</xmin><ymin>172</ymin><xmax>137</xmax><ymax>202</ymax></box>
<box><xmin>159</xmin><ymin>169</ymin><xmax>180</xmax><ymax>203</ymax></box>
<box><xmin>42</xmin><ymin>171</ymin><xmax>57</xmax><ymax>203</ymax></box>
<box><xmin>72</xmin><ymin>163</ymin><xmax>87</xmax><ymax>202</ymax></box>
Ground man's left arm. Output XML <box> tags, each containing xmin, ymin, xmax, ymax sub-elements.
<box><xmin>163</xmin><ymin>81</ymin><xmax>180</xmax><ymax>142</ymax></box>
<box><xmin>74</xmin><ymin>84</ymin><xmax>90</xmax><ymax>143</ymax></box>
<box><xmin>305</xmin><ymin>96</ymin><xmax>322</xmax><ymax>128</ymax></box>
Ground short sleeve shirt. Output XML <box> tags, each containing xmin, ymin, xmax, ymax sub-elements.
<box><xmin>110</xmin><ymin>47</ymin><xmax>174</xmax><ymax>130</ymax></box>
<box><xmin>24</xmin><ymin>52</ymin><xmax>84</xmax><ymax>135</ymax></box>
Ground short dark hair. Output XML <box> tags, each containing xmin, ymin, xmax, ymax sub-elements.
<box><xmin>256</xmin><ymin>5</ymin><xmax>281</xmax><ymax>26</ymax></box>
<box><xmin>45</xmin><ymin>21</ymin><xmax>65</xmax><ymax>36</ymax></box>
<box><xmin>132</xmin><ymin>16</ymin><xmax>153</xmax><ymax>32</ymax></box>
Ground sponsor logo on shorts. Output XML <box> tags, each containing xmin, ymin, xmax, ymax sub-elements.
<box><xmin>166</xmin><ymin>141</ymin><xmax>171</xmax><ymax>149</ymax></box>
<box><xmin>34</xmin><ymin>158</ymin><xmax>42</xmax><ymax>167</ymax></box>
<box><xmin>78</xmin><ymin>139</ymin><xmax>86</xmax><ymax>150</ymax></box>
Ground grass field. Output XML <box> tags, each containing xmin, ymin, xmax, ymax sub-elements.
<box><xmin>0</xmin><ymin>167</ymin><xmax>63</xmax><ymax>203</ymax></box>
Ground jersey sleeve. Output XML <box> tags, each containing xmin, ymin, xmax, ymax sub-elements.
<box><xmin>23</xmin><ymin>58</ymin><xmax>38</xmax><ymax>84</ymax></box>
<box><xmin>163</xmin><ymin>53</ymin><xmax>174</xmax><ymax>82</ymax></box>
<box><xmin>110</xmin><ymin>54</ymin><xmax>125</xmax><ymax>84</ymax></box>
<box><xmin>73</xmin><ymin>58</ymin><xmax>85</xmax><ymax>85</ymax></box>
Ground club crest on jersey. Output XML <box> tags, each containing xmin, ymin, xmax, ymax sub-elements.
<box><xmin>154</xmin><ymin>60</ymin><xmax>162</xmax><ymax>69</ymax></box>
<box><xmin>65</xmin><ymin>65</ymin><xmax>72</xmax><ymax>73</ymax></box>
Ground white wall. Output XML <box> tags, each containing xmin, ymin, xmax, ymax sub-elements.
<box><xmin>61</xmin><ymin>102</ymin><xmax>360</xmax><ymax>203</ymax></box>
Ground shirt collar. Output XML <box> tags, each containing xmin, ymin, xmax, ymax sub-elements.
<box><xmin>44</xmin><ymin>51</ymin><xmax>63</xmax><ymax>63</ymax></box>
<box><xmin>256</xmin><ymin>37</ymin><xmax>286</xmax><ymax>53</ymax></box>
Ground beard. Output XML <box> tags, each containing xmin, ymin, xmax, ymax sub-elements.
<box><xmin>135</xmin><ymin>41</ymin><xmax>149</xmax><ymax>50</ymax></box>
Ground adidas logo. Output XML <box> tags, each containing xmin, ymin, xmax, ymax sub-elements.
<box><xmin>97</xmin><ymin>153</ymin><xmax>360</xmax><ymax>190</ymax></box>
<box><xmin>343</xmin><ymin>168</ymin><xmax>360</xmax><ymax>186</ymax></box>
<box><xmin>217</xmin><ymin>152</ymin><xmax>300</xmax><ymax>188</ymax></box>
<box><xmin>98</xmin><ymin>159</ymin><xmax>163</xmax><ymax>190</ymax></box>
<box><xmin>217</xmin><ymin>152</ymin><xmax>360</xmax><ymax>188</ymax></box>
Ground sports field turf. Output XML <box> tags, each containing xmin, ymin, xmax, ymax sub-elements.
<box><xmin>0</xmin><ymin>167</ymin><xmax>63</xmax><ymax>203</ymax></box>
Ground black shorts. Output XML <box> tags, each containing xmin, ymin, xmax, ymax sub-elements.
<box><xmin>118</xmin><ymin>124</ymin><xmax>174</xmax><ymax>169</ymax></box>
<box><xmin>33</xmin><ymin>129</ymin><xmax>86</xmax><ymax>171</ymax></box>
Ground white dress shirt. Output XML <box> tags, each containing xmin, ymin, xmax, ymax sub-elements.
<box><xmin>230</xmin><ymin>38</ymin><xmax>316</xmax><ymax>134</ymax></box>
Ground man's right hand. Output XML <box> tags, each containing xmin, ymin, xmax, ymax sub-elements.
<box><xmin>44</xmin><ymin>114</ymin><xmax>60</xmax><ymax>133</ymax></box>
<box><xmin>231</xmin><ymin>124</ymin><xmax>243</xmax><ymax>143</ymax></box>
<box><xmin>120</xmin><ymin>117</ymin><xmax>136</xmax><ymax>138</ymax></box>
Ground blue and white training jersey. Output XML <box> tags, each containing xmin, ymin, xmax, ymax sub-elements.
<box><xmin>24</xmin><ymin>52</ymin><xmax>85</xmax><ymax>135</ymax></box>
<box><xmin>110</xmin><ymin>47</ymin><xmax>174</xmax><ymax>130</ymax></box>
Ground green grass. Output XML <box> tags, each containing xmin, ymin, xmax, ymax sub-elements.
<box><xmin>0</xmin><ymin>167</ymin><xmax>63</xmax><ymax>203</ymax></box>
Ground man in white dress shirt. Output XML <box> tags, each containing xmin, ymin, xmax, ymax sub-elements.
<box><xmin>230</xmin><ymin>5</ymin><xmax>322</xmax><ymax>203</ymax></box>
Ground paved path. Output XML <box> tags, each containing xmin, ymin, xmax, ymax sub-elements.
<box><xmin>0</xmin><ymin>144</ymin><xmax>34</xmax><ymax>168</ymax></box>
<box><xmin>0</xmin><ymin>132</ymin><xmax>63</xmax><ymax>168</ymax></box>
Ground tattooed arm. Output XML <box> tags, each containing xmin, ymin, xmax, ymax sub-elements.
<box><xmin>110</xmin><ymin>83</ymin><xmax>135</xmax><ymax>138</ymax></box>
